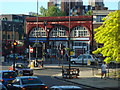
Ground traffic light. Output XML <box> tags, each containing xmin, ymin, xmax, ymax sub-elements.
<box><xmin>13</xmin><ymin>41</ymin><xmax>18</xmax><ymax>53</ymax></box>
<box><xmin>13</xmin><ymin>41</ymin><xmax>18</xmax><ymax>46</ymax></box>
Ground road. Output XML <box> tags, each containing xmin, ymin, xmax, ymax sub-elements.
<box><xmin>1</xmin><ymin>63</ymin><xmax>96</xmax><ymax>90</ymax></box>
<box><xmin>34</xmin><ymin>68</ymin><xmax>96</xmax><ymax>90</ymax></box>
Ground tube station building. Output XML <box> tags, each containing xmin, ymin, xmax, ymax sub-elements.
<box><xmin>26</xmin><ymin>16</ymin><xmax>93</xmax><ymax>58</ymax></box>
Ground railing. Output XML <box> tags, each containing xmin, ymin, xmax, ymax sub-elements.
<box><xmin>62</xmin><ymin>68</ymin><xmax>80</xmax><ymax>79</ymax></box>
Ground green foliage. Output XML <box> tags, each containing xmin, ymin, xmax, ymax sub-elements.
<box><xmin>93</xmin><ymin>10</ymin><xmax>120</xmax><ymax>63</ymax></box>
<box><xmin>46</xmin><ymin>6</ymin><xmax>66</xmax><ymax>16</ymax></box>
<box><xmin>38</xmin><ymin>6</ymin><xmax>66</xmax><ymax>17</ymax></box>
<box><xmin>39</xmin><ymin>6</ymin><xmax>47</xmax><ymax>17</ymax></box>
<box><xmin>85</xmin><ymin>10</ymin><xmax>93</xmax><ymax>15</ymax></box>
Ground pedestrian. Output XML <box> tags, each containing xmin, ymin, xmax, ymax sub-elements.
<box><xmin>66</xmin><ymin>54</ymin><xmax>68</xmax><ymax>61</ymax></box>
<box><xmin>101</xmin><ymin>62</ymin><xmax>107</xmax><ymax>79</ymax></box>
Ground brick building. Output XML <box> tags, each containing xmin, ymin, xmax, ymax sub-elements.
<box><xmin>26</xmin><ymin>15</ymin><xmax>93</xmax><ymax>58</ymax></box>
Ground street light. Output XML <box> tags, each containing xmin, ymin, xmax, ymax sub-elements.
<box><xmin>32</xmin><ymin>0</ymin><xmax>39</xmax><ymax>67</ymax></box>
<box><xmin>68</xmin><ymin>0</ymin><xmax>71</xmax><ymax>78</ymax></box>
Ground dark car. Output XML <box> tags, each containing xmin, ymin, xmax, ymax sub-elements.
<box><xmin>0</xmin><ymin>70</ymin><xmax>17</xmax><ymax>86</ymax></box>
<box><xmin>7</xmin><ymin>53</ymin><xmax>24</xmax><ymax>60</ymax></box>
<box><xmin>7</xmin><ymin>76</ymin><xmax>48</xmax><ymax>90</ymax></box>
<box><xmin>9</xmin><ymin>63</ymin><xmax>33</xmax><ymax>76</ymax></box>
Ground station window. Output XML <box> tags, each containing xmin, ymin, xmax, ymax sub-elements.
<box><xmin>50</xmin><ymin>26</ymin><xmax>67</xmax><ymax>37</ymax></box>
<box><xmin>71</xmin><ymin>26</ymin><xmax>90</xmax><ymax>37</ymax></box>
<box><xmin>29</xmin><ymin>27</ymin><xmax>47</xmax><ymax>37</ymax></box>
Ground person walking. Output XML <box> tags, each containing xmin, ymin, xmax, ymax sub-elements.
<box><xmin>101</xmin><ymin>62</ymin><xmax>107</xmax><ymax>79</ymax></box>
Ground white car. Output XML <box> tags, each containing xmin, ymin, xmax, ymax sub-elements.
<box><xmin>49</xmin><ymin>86</ymin><xmax>82</xmax><ymax>90</ymax></box>
<box><xmin>70</xmin><ymin>54</ymin><xmax>96</xmax><ymax>65</ymax></box>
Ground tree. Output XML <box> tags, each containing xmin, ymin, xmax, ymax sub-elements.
<box><xmin>92</xmin><ymin>10</ymin><xmax>120</xmax><ymax>64</ymax></box>
<box><xmin>39</xmin><ymin>6</ymin><xmax>66</xmax><ymax>17</ymax></box>
<box><xmin>46</xmin><ymin>6</ymin><xmax>66</xmax><ymax>16</ymax></box>
<box><xmin>39</xmin><ymin>6</ymin><xmax>47</xmax><ymax>17</ymax></box>
<box><xmin>85</xmin><ymin>10</ymin><xmax>93</xmax><ymax>15</ymax></box>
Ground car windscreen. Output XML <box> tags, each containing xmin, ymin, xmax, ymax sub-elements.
<box><xmin>3</xmin><ymin>72</ymin><xmax>17</xmax><ymax>79</ymax></box>
<box><xmin>21</xmin><ymin>78</ymin><xmax>43</xmax><ymax>85</ymax></box>
<box><xmin>15</xmin><ymin>64</ymin><xmax>28</xmax><ymax>68</ymax></box>
<box><xmin>77</xmin><ymin>55</ymin><xmax>82</xmax><ymax>59</ymax></box>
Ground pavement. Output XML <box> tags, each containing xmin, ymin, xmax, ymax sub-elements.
<box><xmin>45</xmin><ymin>64</ymin><xmax>120</xmax><ymax>90</ymax></box>
<box><xmin>28</xmin><ymin>64</ymin><xmax>120</xmax><ymax>89</ymax></box>
<box><xmin>53</xmin><ymin>71</ymin><xmax>120</xmax><ymax>90</ymax></box>
<box><xmin>2</xmin><ymin>62</ymin><xmax>120</xmax><ymax>90</ymax></box>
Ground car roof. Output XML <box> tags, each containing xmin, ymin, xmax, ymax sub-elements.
<box><xmin>12</xmin><ymin>63</ymin><xmax>24</xmax><ymax>65</ymax></box>
<box><xmin>0</xmin><ymin>82</ymin><xmax>3</xmax><ymax>85</ymax></box>
<box><xmin>16</xmin><ymin>76</ymin><xmax>38</xmax><ymax>79</ymax></box>
<box><xmin>0</xmin><ymin>70</ymin><xmax>15</xmax><ymax>73</ymax></box>
<box><xmin>50</xmin><ymin>86</ymin><xmax>82</xmax><ymax>89</ymax></box>
<box><xmin>15</xmin><ymin>63</ymin><xmax>24</xmax><ymax>64</ymax></box>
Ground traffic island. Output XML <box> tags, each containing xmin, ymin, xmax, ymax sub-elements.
<box><xmin>62</xmin><ymin>68</ymin><xmax>80</xmax><ymax>79</ymax></box>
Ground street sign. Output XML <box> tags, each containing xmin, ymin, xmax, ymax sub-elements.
<box><xmin>61</xmin><ymin>49</ymin><xmax>63</xmax><ymax>55</ymax></box>
<box><xmin>29</xmin><ymin>47</ymin><xmax>33</xmax><ymax>53</ymax></box>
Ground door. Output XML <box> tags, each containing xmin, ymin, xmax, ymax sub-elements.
<box><xmin>77</xmin><ymin>55</ymin><xmax>83</xmax><ymax>63</ymax></box>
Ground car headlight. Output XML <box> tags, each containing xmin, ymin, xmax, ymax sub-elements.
<box><xmin>22</xmin><ymin>87</ymin><xmax>26</xmax><ymax>90</ymax></box>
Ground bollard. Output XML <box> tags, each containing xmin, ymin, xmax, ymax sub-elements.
<box><xmin>87</xmin><ymin>60</ymin><xmax>91</xmax><ymax>66</ymax></box>
<box><xmin>30</xmin><ymin>61</ymin><xmax>34</xmax><ymax>69</ymax></box>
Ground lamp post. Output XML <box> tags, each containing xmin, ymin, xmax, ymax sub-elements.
<box><xmin>32</xmin><ymin>0</ymin><xmax>39</xmax><ymax>67</ymax></box>
<box><xmin>12</xmin><ymin>24</ymin><xmax>16</xmax><ymax>70</ymax></box>
<box><xmin>68</xmin><ymin>0</ymin><xmax>71</xmax><ymax>78</ymax></box>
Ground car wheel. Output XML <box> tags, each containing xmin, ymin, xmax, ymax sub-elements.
<box><xmin>71</xmin><ymin>61</ymin><xmax>76</xmax><ymax>64</ymax></box>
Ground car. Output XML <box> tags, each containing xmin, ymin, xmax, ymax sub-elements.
<box><xmin>0</xmin><ymin>82</ymin><xmax>8</xmax><ymax>90</ymax></box>
<box><xmin>0</xmin><ymin>70</ymin><xmax>17</xmax><ymax>86</ymax></box>
<box><xmin>7</xmin><ymin>76</ymin><xmax>48</xmax><ymax>90</ymax></box>
<box><xmin>9</xmin><ymin>63</ymin><xmax>33</xmax><ymax>76</ymax></box>
<box><xmin>70</xmin><ymin>55</ymin><xmax>77</xmax><ymax>59</ymax></box>
<box><xmin>70</xmin><ymin>54</ymin><xmax>96</xmax><ymax>65</ymax></box>
<box><xmin>6</xmin><ymin>53</ymin><xmax>24</xmax><ymax>60</ymax></box>
<box><xmin>49</xmin><ymin>86</ymin><xmax>82</xmax><ymax>90</ymax></box>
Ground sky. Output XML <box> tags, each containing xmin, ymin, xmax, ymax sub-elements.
<box><xmin>0</xmin><ymin>0</ymin><xmax>120</xmax><ymax>15</ymax></box>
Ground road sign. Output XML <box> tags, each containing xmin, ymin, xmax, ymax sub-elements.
<box><xmin>29</xmin><ymin>47</ymin><xmax>33</xmax><ymax>53</ymax></box>
<box><xmin>61</xmin><ymin>49</ymin><xmax>63</xmax><ymax>55</ymax></box>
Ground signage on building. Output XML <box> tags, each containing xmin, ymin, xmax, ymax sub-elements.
<box><xmin>71</xmin><ymin>38</ymin><xmax>90</xmax><ymax>40</ymax></box>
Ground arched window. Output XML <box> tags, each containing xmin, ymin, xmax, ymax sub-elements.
<box><xmin>49</xmin><ymin>26</ymin><xmax>67</xmax><ymax>37</ymax></box>
<box><xmin>3</xmin><ymin>17</ymin><xmax>7</xmax><ymax>21</ymax></box>
<box><xmin>29</xmin><ymin>27</ymin><xmax>46</xmax><ymax>37</ymax></box>
<box><xmin>71</xmin><ymin>26</ymin><xmax>90</xmax><ymax>37</ymax></box>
